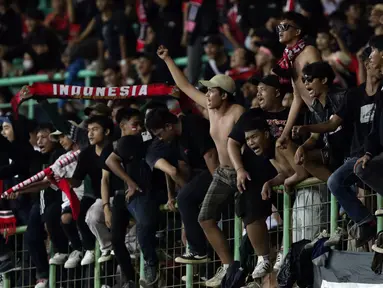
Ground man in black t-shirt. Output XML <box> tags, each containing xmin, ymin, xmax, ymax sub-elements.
<box><xmin>292</xmin><ymin>55</ymin><xmax>382</xmax><ymax>247</ymax></box>
<box><xmin>228</xmin><ymin>75</ymin><xmax>291</xmax><ymax>278</ymax></box>
<box><xmin>106</xmin><ymin>108</ymin><xmax>166</xmax><ymax>288</ymax></box>
<box><xmin>145</xmin><ymin>109</ymin><xmax>219</xmax><ymax>267</ymax></box>
<box><xmin>70</xmin><ymin>116</ymin><xmax>115</xmax><ymax>268</ymax></box>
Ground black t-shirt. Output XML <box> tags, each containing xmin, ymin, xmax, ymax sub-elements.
<box><xmin>100</xmin><ymin>143</ymin><xmax>124</xmax><ymax>196</ymax></box>
<box><xmin>95</xmin><ymin>10</ymin><xmax>137</xmax><ymax>61</ymax></box>
<box><xmin>73</xmin><ymin>144</ymin><xmax>115</xmax><ymax>198</ymax></box>
<box><xmin>336</xmin><ymin>84</ymin><xmax>379</xmax><ymax>157</ymax></box>
<box><xmin>114</xmin><ymin>133</ymin><xmax>153</xmax><ymax>192</ymax></box>
<box><xmin>177</xmin><ymin>114</ymin><xmax>215</xmax><ymax>170</ymax></box>
<box><xmin>229</xmin><ymin>108</ymin><xmax>289</xmax><ymax>179</ymax></box>
<box><xmin>308</xmin><ymin>88</ymin><xmax>349</xmax><ymax>165</ymax></box>
<box><xmin>229</xmin><ymin>108</ymin><xmax>289</xmax><ymax>145</ymax></box>
<box><xmin>146</xmin><ymin>137</ymin><xmax>179</xmax><ymax>171</ymax></box>
<box><xmin>43</xmin><ymin>148</ymin><xmax>66</xmax><ymax>206</ymax></box>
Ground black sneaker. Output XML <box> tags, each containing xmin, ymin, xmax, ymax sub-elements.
<box><xmin>356</xmin><ymin>222</ymin><xmax>376</xmax><ymax>248</ymax></box>
<box><xmin>175</xmin><ymin>252</ymin><xmax>209</xmax><ymax>264</ymax></box>
<box><xmin>139</xmin><ymin>264</ymin><xmax>159</xmax><ymax>288</ymax></box>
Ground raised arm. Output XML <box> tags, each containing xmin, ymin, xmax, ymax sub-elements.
<box><xmin>157</xmin><ymin>45</ymin><xmax>207</xmax><ymax>108</ymax></box>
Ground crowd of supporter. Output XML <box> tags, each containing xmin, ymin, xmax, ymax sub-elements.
<box><xmin>0</xmin><ymin>0</ymin><xmax>383</xmax><ymax>288</ymax></box>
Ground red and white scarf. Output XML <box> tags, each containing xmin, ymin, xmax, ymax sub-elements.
<box><xmin>276</xmin><ymin>38</ymin><xmax>306</xmax><ymax>84</ymax></box>
<box><xmin>12</xmin><ymin>83</ymin><xmax>177</xmax><ymax>116</ymax></box>
<box><xmin>136</xmin><ymin>0</ymin><xmax>148</xmax><ymax>52</ymax></box>
<box><xmin>2</xmin><ymin>151</ymin><xmax>81</xmax><ymax>220</ymax></box>
<box><xmin>0</xmin><ymin>210</ymin><xmax>16</xmax><ymax>242</ymax></box>
<box><xmin>226</xmin><ymin>67</ymin><xmax>258</xmax><ymax>81</ymax></box>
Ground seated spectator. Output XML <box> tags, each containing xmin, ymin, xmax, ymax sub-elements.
<box><xmin>0</xmin><ymin>0</ymin><xmax>23</xmax><ymax>49</ymax></box>
<box><xmin>339</xmin><ymin>0</ymin><xmax>372</xmax><ymax>54</ymax></box>
<box><xmin>292</xmin><ymin>62</ymin><xmax>349</xmax><ymax>182</ymax></box>
<box><xmin>240</xmin><ymin>76</ymin><xmax>259</xmax><ymax>109</ymax></box>
<box><xmin>44</xmin><ymin>0</ymin><xmax>70</xmax><ymax>44</ymax></box>
<box><xmin>95</xmin><ymin>0</ymin><xmax>137</xmax><ymax>79</ymax></box>
<box><xmin>369</xmin><ymin>4</ymin><xmax>383</xmax><ymax>37</ymax></box>
<box><xmin>134</xmin><ymin>52</ymin><xmax>160</xmax><ymax>85</ymax></box>
<box><xmin>226</xmin><ymin>47</ymin><xmax>257</xmax><ymax>81</ymax></box>
<box><xmin>293</xmin><ymin>38</ymin><xmax>383</xmax><ymax>247</ymax></box>
<box><xmin>255</xmin><ymin>40</ymin><xmax>284</xmax><ymax>77</ymax></box>
<box><xmin>2</xmin><ymin>8</ymin><xmax>64</xmax><ymax>75</ymax></box>
<box><xmin>202</xmin><ymin>35</ymin><xmax>230</xmax><ymax>80</ymax></box>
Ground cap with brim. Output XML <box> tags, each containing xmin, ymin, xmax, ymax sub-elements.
<box><xmin>256</xmin><ymin>75</ymin><xmax>281</xmax><ymax>89</ymax></box>
<box><xmin>49</xmin><ymin>130</ymin><xmax>63</xmax><ymax>142</ymax></box>
<box><xmin>199</xmin><ymin>74</ymin><xmax>236</xmax><ymax>94</ymax></box>
<box><xmin>84</xmin><ymin>103</ymin><xmax>112</xmax><ymax>117</ymax></box>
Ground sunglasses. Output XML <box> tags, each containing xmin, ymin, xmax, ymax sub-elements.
<box><xmin>276</xmin><ymin>23</ymin><xmax>299</xmax><ymax>33</ymax></box>
<box><xmin>301</xmin><ymin>75</ymin><xmax>315</xmax><ymax>83</ymax></box>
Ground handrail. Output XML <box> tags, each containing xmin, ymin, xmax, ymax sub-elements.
<box><xmin>0</xmin><ymin>55</ymin><xmax>203</xmax><ymax>87</ymax></box>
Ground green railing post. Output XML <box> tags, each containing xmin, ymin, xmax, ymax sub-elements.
<box><xmin>234</xmin><ymin>215</ymin><xmax>242</xmax><ymax>261</ymax></box>
<box><xmin>283</xmin><ymin>192</ymin><xmax>291</xmax><ymax>256</ymax></box>
<box><xmin>3</xmin><ymin>273</ymin><xmax>10</xmax><ymax>288</ymax></box>
<box><xmin>49</xmin><ymin>242</ymin><xmax>56</xmax><ymax>288</ymax></box>
<box><xmin>330</xmin><ymin>194</ymin><xmax>338</xmax><ymax>234</ymax></box>
<box><xmin>140</xmin><ymin>252</ymin><xmax>144</xmax><ymax>286</ymax></box>
<box><xmin>94</xmin><ymin>241</ymin><xmax>101</xmax><ymax>288</ymax></box>
<box><xmin>377</xmin><ymin>195</ymin><xmax>383</xmax><ymax>232</ymax></box>
<box><xmin>185</xmin><ymin>245</ymin><xmax>193</xmax><ymax>288</ymax></box>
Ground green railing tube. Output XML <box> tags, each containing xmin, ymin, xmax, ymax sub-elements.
<box><xmin>185</xmin><ymin>245</ymin><xmax>193</xmax><ymax>288</ymax></box>
<box><xmin>95</xmin><ymin>241</ymin><xmax>101</xmax><ymax>288</ymax></box>
<box><xmin>140</xmin><ymin>252</ymin><xmax>144</xmax><ymax>283</ymax></box>
<box><xmin>49</xmin><ymin>243</ymin><xmax>56</xmax><ymax>288</ymax></box>
<box><xmin>377</xmin><ymin>195</ymin><xmax>383</xmax><ymax>232</ymax></box>
<box><xmin>234</xmin><ymin>215</ymin><xmax>242</xmax><ymax>261</ymax></box>
<box><xmin>282</xmin><ymin>192</ymin><xmax>291</xmax><ymax>256</ymax></box>
<box><xmin>330</xmin><ymin>194</ymin><xmax>338</xmax><ymax>234</ymax></box>
<box><xmin>3</xmin><ymin>272</ymin><xmax>10</xmax><ymax>288</ymax></box>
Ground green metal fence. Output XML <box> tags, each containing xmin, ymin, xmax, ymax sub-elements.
<box><xmin>1</xmin><ymin>56</ymin><xmax>383</xmax><ymax>287</ymax></box>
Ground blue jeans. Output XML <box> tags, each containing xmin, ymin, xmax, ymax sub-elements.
<box><xmin>355</xmin><ymin>152</ymin><xmax>383</xmax><ymax>197</ymax></box>
<box><xmin>112</xmin><ymin>190</ymin><xmax>159</xmax><ymax>282</ymax></box>
<box><xmin>328</xmin><ymin>157</ymin><xmax>373</xmax><ymax>225</ymax></box>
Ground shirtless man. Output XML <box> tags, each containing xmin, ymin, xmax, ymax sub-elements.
<box><xmin>157</xmin><ymin>45</ymin><xmax>245</xmax><ymax>287</ymax></box>
<box><xmin>273</xmin><ymin>12</ymin><xmax>322</xmax><ymax>150</ymax></box>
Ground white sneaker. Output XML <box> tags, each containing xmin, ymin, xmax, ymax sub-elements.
<box><xmin>64</xmin><ymin>250</ymin><xmax>82</xmax><ymax>269</ymax></box>
<box><xmin>49</xmin><ymin>253</ymin><xmax>68</xmax><ymax>265</ymax></box>
<box><xmin>273</xmin><ymin>252</ymin><xmax>284</xmax><ymax>271</ymax></box>
<box><xmin>252</xmin><ymin>258</ymin><xmax>272</xmax><ymax>279</ymax></box>
<box><xmin>101</xmin><ymin>285</ymin><xmax>112</xmax><ymax>288</ymax></box>
<box><xmin>35</xmin><ymin>278</ymin><xmax>48</xmax><ymax>288</ymax></box>
<box><xmin>81</xmin><ymin>250</ymin><xmax>95</xmax><ymax>266</ymax></box>
<box><xmin>205</xmin><ymin>266</ymin><xmax>227</xmax><ymax>287</ymax></box>
<box><xmin>98</xmin><ymin>250</ymin><xmax>113</xmax><ymax>263</ymax></box>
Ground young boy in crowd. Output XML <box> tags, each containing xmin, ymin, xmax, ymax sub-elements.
<box><xmin>106</xmin><ymin>108</ymin><xmax>165</xmax><ymax>288</ymax></box>
<box><xmin>69</xmin><ymin>116</ymin><xmax>116</xmax><ymax>267</ymax></box>
<box><xmin>157</xmin><ymin>45</ymin><xmax>245</xmax><ymax>286</ymax></box>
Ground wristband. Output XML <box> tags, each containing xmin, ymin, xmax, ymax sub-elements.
<box><xmin>120</xmin><ymin>59</ymin><xmax>127</xmax><ymax>66</ymax></box>
<box><xmin>103</xmin><ymin>203</ymin><xmax>110</xmax><ymax>209</ymax></box>
<box><xmin>365</xmin><ymin>152</ymin><xmax>372</xmax><ymax>157</ymax></box>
